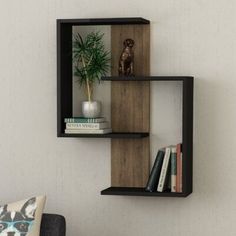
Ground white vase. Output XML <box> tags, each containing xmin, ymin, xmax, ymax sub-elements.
<box><xmin>82</xmin><ymin>101</ymin><xmax>101</xmax><ymax>118</ymax></box>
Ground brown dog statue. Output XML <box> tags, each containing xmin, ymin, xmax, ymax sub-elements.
<box><xmin>118</xmin><ymin>38</ymin><xmax>135</xmax><ymax>76</ymax></box>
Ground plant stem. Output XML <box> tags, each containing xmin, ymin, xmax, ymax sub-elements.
<box><xmin>81</xmin><ymin>54</ymin><xmax>91</xmax><ymax>102</ymax></box>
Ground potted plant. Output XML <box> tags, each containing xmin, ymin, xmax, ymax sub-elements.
<box><xmin>73</xmin><ymin>32</ymin><xmax>110</xmax><ymax>118</ymax></box>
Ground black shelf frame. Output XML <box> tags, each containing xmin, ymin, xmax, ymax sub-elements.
<box><xmin>59</xmin><ymin>132</ymin><xmax>149</xmax><ymax>139</ymax></box>
<box><xmin>57</xmin><ymin>18</ymin><xmax>193</xmax><ymax>197</ymax></box>
<box><xmin>102</xmin><ymin>76</ymin><xmax>193</xmax><ymax>81</ymax></box>
<box><xmin>101</xmin><ymin>187</ymin><xmax>190</xmax><ymax>197</ymax></box>
<box><xmin>57</xmin><ymin>17</ymin><xmax>149</xmax><ymax>26</ymax></box>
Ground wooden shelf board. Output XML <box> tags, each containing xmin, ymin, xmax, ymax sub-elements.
<box><xmin>101</xmin><ymin>187</ymin><xmax>191</xmax><ymax>197</ymax></box>
<box><xmin>58</xmin><ymin>132</ymin><xmax>149</xmax><ymax>138</ymax></box>
<box><xmin>102</xmin><ymin>76</ymin><xmax>193</xmax><ymax>81</ymax></box>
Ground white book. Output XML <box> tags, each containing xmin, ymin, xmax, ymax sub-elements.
<box><xmin>66</xmin><ymin>122</ymin><xmax>109</xmax><ymax>130</ymax></box>
<box><xmin>157</xmin><ymin>147</ymin><xmax>171</xmax><ymax>192</ymax></box>
<box><xmin>65</xmin><ymin>128</ymin><xmax>112</xmax><ymax>134</ymax></box>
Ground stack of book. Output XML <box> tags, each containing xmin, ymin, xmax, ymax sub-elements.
<box><xmin>64</xmin><ymin>117</ymin><xmax>112</xmax><ymax>134</ymax></box>
<box><xmin>145</xmin><ymin>143</ymin><xmax>182</xmax><ymax>193</ymax></box>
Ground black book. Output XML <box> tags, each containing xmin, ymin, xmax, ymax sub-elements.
<box><xmin>145</xmin><ymin>149</ymin><xmax>165</xmax><ymax>192</ymax></box>
<box><xmin>163</xmin><ymin>161</ymin><xmax>171</xmax><ymax>192</ymax></box>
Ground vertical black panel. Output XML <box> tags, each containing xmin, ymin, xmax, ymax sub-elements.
<box><xmin>57</xmin><ymin>22</ymin><xmax>72</xmax><ymax>136</ymax></box>
<box><xmin>182</xmin><ymin>78</ymin><xmax>194</xmax><ymax>194</ymax></box>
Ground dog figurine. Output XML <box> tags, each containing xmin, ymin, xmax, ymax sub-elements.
<box><xmin>118</xmin><ymin>38</ymin><xmax>135</xmax><ymax>76</ymax></box>
<box><xmin>0</xmin><ymin>198</ymin><xmax>36</xmax><ymax>236</ymax></box>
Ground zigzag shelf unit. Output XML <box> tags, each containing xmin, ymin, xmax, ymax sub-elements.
<box><xmin>57</xmin><ymin>17</ymin><xmax>194</xmax><ymax>197</ymax></box>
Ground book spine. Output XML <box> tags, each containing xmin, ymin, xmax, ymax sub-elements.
<box><xmin>171</xmin><ymin>147</ymin><xmax>177</xmax><ymax>192</ymax></box>
<box><xmin>64</xmin><ymin>118</ymin><xmax>105</xmax><ymax>123</ymax></box>
<box><xmin>180</xmin><ymin>153</ymin><xmax>183</xmax><ymax>192</ymax></box>
<box><xmin>166</xmin><ymin>169</ymin><xmax>171</xmax><ymax>191</ymax></box>
<box><xmin>162</xmin><ymin>155</ymin><xmax>171</xmax><ymax>192</ymax></box>
<box><xmin>157</xmin><ymin>147</ymin><xmax>171</xmax><ymax>192</ymax></box>
<box><xmin>176</xmin><ymin>143</ymin><xmax>182</xmax><ymax>192</ymax></box>
<box><xmin>66</xmin><ymin>122</ymin><xmax>108</xmax><ymax>130</ymax></box>
<box><xmin>145</xmin><ymin>150</ymin><xmax>165</xmax><ymax>192</ymax></box>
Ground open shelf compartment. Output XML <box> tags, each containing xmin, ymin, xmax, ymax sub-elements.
<box><xmin>101</xmin><ymin>76</ymin><xmax>194</xmax><ymax>197</ymax></box>
<box><xmin>57</xmin><ymin>17</ymin><xmax>151</xmax><ymax>139</ymax></box>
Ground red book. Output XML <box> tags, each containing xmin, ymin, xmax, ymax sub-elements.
<box><xmin>176</xmin><ymin>143</ymin><xmax>182</xmax><ymax>192</ymax></box>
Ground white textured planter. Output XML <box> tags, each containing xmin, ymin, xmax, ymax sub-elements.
<box><xmin>82</xmin><ymin>101</ymin><xmax>101</xmax><ymax>118</ymax></box>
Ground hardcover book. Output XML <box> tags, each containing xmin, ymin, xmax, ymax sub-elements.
<box><xmin>145</xmin><ymin>149</ymin><xmax>165</xmax><ymax>192</ymax></box>
<box><xmin>176</xmin><ymin>143</ymin><xmax>182</xmax><ymax>192</ymax></box>
<box><xmin>171</xmin><ymin>147</ymin><xmax>177</xmax><ymax>192</ymax></box>
<box><xmin>64</xmin><ymin>117</ymin><xmax>106</xmax><ymax>123</ymax></box>
<box><xmin>180</xmin><ymin>152</ymin><xmax>183</xmax><ymax>192</ymax></box>
<box><xmin>65</xmin><ymin>128</ymin><xmax>112</xmax><ymax>134</ymax></box>
<box><xmin>157</xmin><ymin>147</ymin><xmax>171</xmax><ymax>192</ymax></box>
<box><xmin>66</xmin><ymin>122</ymin><xmax>109</xmax><ymax>130</ymax></box>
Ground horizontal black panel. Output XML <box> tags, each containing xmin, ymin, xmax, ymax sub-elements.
<box><xmin>57</xmin><ymin>18</ymin><xmax>150</xmax><ymax>26</ymax></box>
<box><xmin>101</xmin><ymin>187</ymin><xmax>190</xmax><ymax>197</ymax></box>
<box><xmin>102</xmin><ymin>76</ymin><xmax>194</xmax><ymax>81</ymax></box>
<box><xmin>58</xmin><ymin>132</ymin><xmax>149</xmax><ymax>138</ymax></box>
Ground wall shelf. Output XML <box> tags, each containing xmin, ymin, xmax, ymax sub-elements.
<box><xmin>101</xmin><ymin>187</ymin><xmax>190</xmax><ymax>197</ymax></box>
<box><xmin>102</xmin><ymin>76</ymin><xmax>193</xmax><ymax>81</ymax></box>
<box><xmin>58</xmin><ymin>132</ymin><xmax>149</xmax><ymax>139</ymax></box>
<box><xmin>57</xmin><ymin>17</ymin><xmax>150</xmax><ymax>26</ymax></box>
<box><xmin>57</xmin><ymin>17</ymin><xmax>193</xmax><ymax>198</ymax></box>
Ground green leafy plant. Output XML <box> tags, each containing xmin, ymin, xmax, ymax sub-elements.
<box><xmin>73</xmin><ymin>32</ymin><xmax>110</xmax><ymax>102</ymax></box>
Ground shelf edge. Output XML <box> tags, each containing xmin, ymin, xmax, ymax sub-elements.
<box><xmin>101</xmin><ymin>187</ymin><xmax>191</xmax><ymax>197</ymax></box>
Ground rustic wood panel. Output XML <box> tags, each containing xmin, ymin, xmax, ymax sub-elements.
<box><xmin>111</xmin><ymin>81</ymin><xmax>150</xmax><ymax>132</ymax></box>
<box><xmin>111</xmin><ymin>25</ymin><xmax>150</xmax><ymax>76</ymax></box>
<box><xmin>111</xmin><ymin>138</ymin><xmax>150</xmax><ymax>187</ymax></box>
<box><xmin>111</xmin><ymin>25</ymin><xmax>150</xmax><ymax>187</ymax></box>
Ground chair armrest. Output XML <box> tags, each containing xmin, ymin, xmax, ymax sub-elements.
<box><xmin>40</xmin><ymin>214</ymin><xmax>66</xmax><ymax>236</ymax></box>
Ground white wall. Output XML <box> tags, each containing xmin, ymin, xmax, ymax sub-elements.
<box><xmin>0</xmin><ymin>0</ymin><xmax>236</xmax><ymax>236</ymax></box>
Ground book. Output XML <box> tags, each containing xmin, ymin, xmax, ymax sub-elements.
<box><xmin>145</xmin><ymin>149</ymin><xmax>165</xmax><ymax>192</ymax></box>
<box><xmin>171</xmin><ymin>147</ymin><xmax>177</xmax><ymax>192</ymax></box>
<box><xmin>162</xmin><ymin>157</ymin><xmax>171</xmax><ymax>192</ymax></box>
<box><xmin>64</xmin><ymin>117</ymin><xmax>106</xmax><ymax>123</ymax></box>
<box><xmin>176</xmin><ymin>143</ymin><xmax>182</xmax><ymax>192</ymax></box>
<box><xmin>167</xmin><ymin>169</ymin><xmax>171</xmax><ymax>192</ymax></box>
<box><xmin>65</xmin><ymin>128</ymin><xmax>112</xmax><ymax>134</ymax></box>
<box><xmin>157</xmin><ymin>147</ymin><xmax>171</xmax><ymax>192</ymax></box>
<box><xmin>161</xmin><ymin>158</ymin><xmax>171</xmax><ymax>192</ymax></box>
<box><xmin>180</xmin><ymin>153</ymin><xmax>183</xmax><ymax>192</ymax></box>
<box><xmin>66</xmin><ymin>122</ymin><xmax>109</xmax><ymax>130</ymax></box>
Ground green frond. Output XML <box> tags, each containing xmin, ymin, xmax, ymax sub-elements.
<box><xmin>72</xmin><ymin>31</ymin><xmax>110</xmax><ymax>86</ymax></box>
